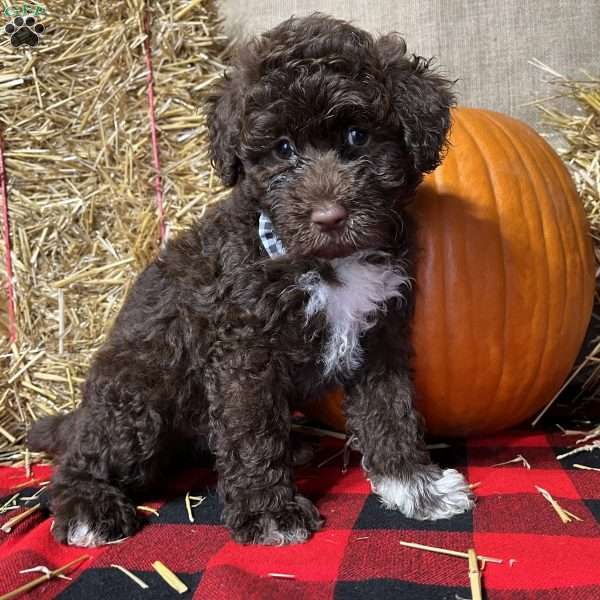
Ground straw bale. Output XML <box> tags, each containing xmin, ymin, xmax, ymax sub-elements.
<box><xmin>532</xmin><ymin>62</ymin><xmax>600</xmax><ymax>260</ymax></box>
<box><xmin>0</xmin><ymin>0</ymin><xmax>229</xmax><ymax>456</ymax></box>
<box><xmin>533</xmin><ymin>62</ymin><xmax>600</xmax><ymax>403</ymax></box>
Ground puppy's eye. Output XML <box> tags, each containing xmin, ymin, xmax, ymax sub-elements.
<box><xmin>346</xmin><ymin>127</ymin><xmax>368</xmax><ymax>146</ymax></box>
<box><xmin>275</xmin><ymin>138</ymin><xmax>294</xmax><ymax>159</ymax></box>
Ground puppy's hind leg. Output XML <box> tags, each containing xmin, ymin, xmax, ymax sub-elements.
<box><xmin>51</xmin><ymin>469</ymin><xmax>140</xmax><ymax>547</ymax></box>
<box><xmin>48</xmin><ymin>375</ymin><xmax>168</xmax><ymax>547</ymax></box>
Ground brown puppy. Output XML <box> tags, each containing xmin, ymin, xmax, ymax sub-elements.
<box><xmin>29</xmin><ymin>13</ymin><xmax>473</xmax><ymax>547</ymax></box>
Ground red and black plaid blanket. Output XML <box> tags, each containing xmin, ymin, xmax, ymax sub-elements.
<box><xmin>0</xmin><ymin>429</ymin><xmax>599</xmax><ymax>599</ymax></box>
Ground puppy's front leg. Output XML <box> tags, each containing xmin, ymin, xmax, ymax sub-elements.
<box><xmin>207</xmin><ymin>350</ymin><xmax>322</xmax><ymax>545</ymax></box>
<box><xmin>345</xmin><ymin>365</ymin><xmax>474</xmax><ymax>520</ymax></box>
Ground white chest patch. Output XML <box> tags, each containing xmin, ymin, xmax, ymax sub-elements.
<box><xmin>299</xmin><ymin>251</ymin><xmax>411</xmax><ymax>377</ymax></box>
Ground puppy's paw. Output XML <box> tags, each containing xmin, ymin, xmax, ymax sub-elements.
<box><xmin>51</xmin><ymin>485</ymin><xmax>140</xmax><ymax>547</ymax></box>
<box><xmin>371</xmin><ymin>467</ymin><xmax>474</xmax><ymax>520</ymax></box>
<box><xmin>231</xmin><ymin>495</ymin><xmax>323</xmax><ymax>545</ymax></box>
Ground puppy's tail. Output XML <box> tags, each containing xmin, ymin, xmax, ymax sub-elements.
<box><xmin>27</xmin><ymin>412</ymin><xmax>77</xmax><ymax>456</ymax></box>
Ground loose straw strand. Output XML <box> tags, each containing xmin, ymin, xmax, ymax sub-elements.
<box><xmin>0</xmin><ymin>555</ymin><xmax>90</xmax><ymax>600</ymax></box>
<box><xmin>399</xmin><ymin>540</ymin><xmax>504</xmax><ymax>564</ymax></box>
<box><xmin>0</xmin><ymin>503</ymin><xmax>41</xmax><ymax>533</ymax></box>
<box><xmin>468</xmin><ymin>548</ymin><xmax>483</xmax><ymax>600</ymax></box>
<box><xmin>152</xmin><ymin>560</ymin><xmax>188</xmax><ymax>594</ymax></box>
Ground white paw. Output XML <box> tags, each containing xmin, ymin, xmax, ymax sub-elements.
<box><xmin>372</xmin><ymin>468</ymin><xmax>474</xmax><ymax>520</ymax></box>
<box><xmin>66</xmin><ymin>521</ymin><xmax>107</xmax><ymax>547</ymax></box>
<box><xmin>262</xmin><ymin>526</ymin><xmax>310</xmax><ymax>546</ymax></box>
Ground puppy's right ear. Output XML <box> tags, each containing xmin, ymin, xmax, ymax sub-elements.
<box><xmin>207</xmin><ymin>71</ymin><xmax>242</xmax><ymax>187</ymax></box>
<box><xmin>376</xmin><ymin>34</ymin><xmax>455</xmax><ymax>174</ymax></box>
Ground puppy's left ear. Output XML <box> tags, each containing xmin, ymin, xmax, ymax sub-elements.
<box><xmin>377</xmin><ymin>34</ymin><xmax>455</xmax><ymax>173</ymax></box>
<box><xmin>207</xmin><ymin>70</ymin><xmax>243</xmax><ymax>186</ymax></box>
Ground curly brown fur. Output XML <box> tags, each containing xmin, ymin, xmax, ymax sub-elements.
<box><xmin>28</xmin><ymin>13</ymin><xmax>472</xmax><ymax>547</ymax></box>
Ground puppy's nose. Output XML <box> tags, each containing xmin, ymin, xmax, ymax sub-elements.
<box><xmin>311</xmin><ymin>204</ymin><xmax>347</xmax><ymax>231</ymax></box>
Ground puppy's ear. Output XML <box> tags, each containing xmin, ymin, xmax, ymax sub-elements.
<box><xmin>376</xmin><ymin>34</ymin><xmax>455</xmax><ymax>173</ymax></box>
<box><xmin>207</xmin><ymin>71</ymin><xmax>242</xmax><ymax>186</ymax></box>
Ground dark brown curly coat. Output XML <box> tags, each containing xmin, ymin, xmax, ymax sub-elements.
<box><xmin>28</xmin><ymin>13</ymin><xmax>473</xmax><ymax>547</ymax></box>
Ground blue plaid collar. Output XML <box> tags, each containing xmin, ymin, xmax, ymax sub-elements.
<box><xmin>258</xmin><ymin>212</ymin><xmax>286</xmax><ymax>257</ymax></box>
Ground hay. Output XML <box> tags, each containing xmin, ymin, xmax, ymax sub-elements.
<box><xmin>532</xmin><ymin>61</ymin><xmax>600</xmax><ymax>260</ymax></box>
<box><xmin>0</xmin><ymin>0</ymin><xmax>230</xmax><ymax>458</ymax></box>
<box><xmin>532</xmin><ymin>61</ymin><xmax>600</xmax><ymax>405</ymax></box>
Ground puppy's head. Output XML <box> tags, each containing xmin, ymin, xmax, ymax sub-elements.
<box><xmin>208</xmin><ymin>13</ymin><xmax>454</xmax><ymax>258</ymax></box>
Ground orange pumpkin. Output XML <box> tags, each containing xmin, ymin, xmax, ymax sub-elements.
<box><xmin>305</xmin><ymin>107</ymin><xmax>595</xmax><ymax>437</ymax></box>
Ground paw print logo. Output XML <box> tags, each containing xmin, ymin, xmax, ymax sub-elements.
<box><xmin>4</xmin><ymin>16</ymin><xmax>45</xmax><ymax>47</ymax></box>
